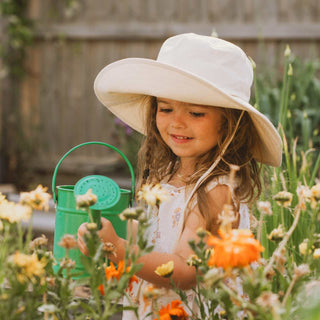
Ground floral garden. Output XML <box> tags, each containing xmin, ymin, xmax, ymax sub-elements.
<box><xmin>1</xmin><ymin>45</ymin><xmax>320</xmax><ymax>319</ymax></box>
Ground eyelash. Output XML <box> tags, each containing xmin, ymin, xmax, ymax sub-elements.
<box><xmin>190</xmin><ymin>112</ymin><xmax>205</xmax><ymax>118</ymax></box>
<box><xmin>158</xmin><ymin>107</ymin><xmax>205</xmax><ymax>117</ymax></box>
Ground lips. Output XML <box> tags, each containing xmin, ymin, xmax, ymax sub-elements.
<box><xmin>170</xmin><ymin>134</ymin><xmax>193</xmax><ymax>144</ymax></box>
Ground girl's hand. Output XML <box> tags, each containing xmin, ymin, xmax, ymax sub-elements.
<box><xmin>77</xmin><ymin>217</ymin><xmax>120</xmax><ymax>257</ymax></box>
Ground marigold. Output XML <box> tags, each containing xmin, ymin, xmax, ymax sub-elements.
<box><xmin>156</xmin><ymin>300</ymin><xmax>188</xmax><ymax>320</ymax></box>
<box><xmin>207</xmin><ymin>229</ymin><xmax>264</xmax><ymax>269</ymax></box>
<box><xmin>98</xmin><ymin>261</ymin><xmax>138</xmax><ymax>295</ymax></box>
<box><xmin>154</xmin><ymin>261</ymin><xmax>174</xmax><ymax>278</ymax></box>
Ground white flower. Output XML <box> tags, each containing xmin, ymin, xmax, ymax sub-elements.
<box><xmin>0</xmin><ymin>201</ymin><xmax>32</xmax><ymax>223</ymax></box>
<box><xmin>76</xmin><ymin>189</ymin><xmax>97</xmax><ymax>209</ymax></box>
<box><xmin>137</xmin><ymin>184</ymin><xmax>168</xmax><ymax>206</ymax></box>
<box><xmin>313</xmin><ymin>248</ymin><xmax>320</xmax><ymax>259</ymax></box>
<box><xmin>257</xmin><ymin>201</ymin><xmax>272</xmax><ymax>216</ymax></box>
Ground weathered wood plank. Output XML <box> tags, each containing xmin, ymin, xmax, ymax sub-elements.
<box><xmin>34</xmin><ymin>22</ymin><xmax>320</xmax><ymax>40</ymax></box>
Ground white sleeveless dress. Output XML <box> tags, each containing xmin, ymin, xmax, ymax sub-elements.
<box><xmin>122</xmin><ymin>176</ymin><xmax>250</xmax><ymax>320</ymax></box>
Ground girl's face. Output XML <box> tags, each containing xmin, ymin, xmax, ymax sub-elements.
<box><xmin>156</xmin><ymin>98</ymin><xmax>223</xmax><ymax>166</ymax></box>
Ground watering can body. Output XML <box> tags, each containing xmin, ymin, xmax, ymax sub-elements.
<box><xmin>52</xmin><ymin>142</ymin><xmax>135</xmax><ymax>278</ymax></box>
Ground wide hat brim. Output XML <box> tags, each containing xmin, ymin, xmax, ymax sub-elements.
<box><xmin>94</xmin><ymin>58</ymin><xmax>282</xmax><ymax>167</ymax></box>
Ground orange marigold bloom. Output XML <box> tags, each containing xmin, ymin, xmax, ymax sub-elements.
<box><xmin>98</xmin><ymin>261</ymin><xmax>138</xmax><ymax>295</ymax></box>
<box><xmin>207</xmin><ymin>229</ymin><xmax>264</xmax><ymax>269</ymax></box>
<box><xmin>155</xmin><ymin>300</ymin><xmax>189</xmax><ymax>320</ymax></box>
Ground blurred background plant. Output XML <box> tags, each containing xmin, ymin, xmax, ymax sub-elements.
<box><xmin>252</xmin><ymin>46</ymin><xmax>320</xmax><ymax>270</ymax></box>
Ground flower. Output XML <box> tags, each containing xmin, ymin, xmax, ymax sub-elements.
<box><xmin>256</xmin><ymin>291</ymin><xmax>280</xmax><ymax>310</ymax></box>
<box><xmin>311</xmin><ymin>183</ymin><xmax>320</xmax><ymax>209</ymax></box>
<box><xmin>75</xmin><ymin>189</ymin><xmax>97</xmax><ymax>209</ymax></box>
<box><xmin>186</xmin><ymin>254</ymin><xmax>202</xmax><ymax>267</ymax></box>
<box><xmin>20</xmin><ymin>185</ymin><xmax>51</xmax><ymax>211</ymax></box>
<box><xmin>102</xmin><ymin>242</ymin><xmax>116</xmax><ymax>257</ymax></box>
<box><xmin>156</xmin><ymin>300</ymin><xmax>188</xmax><ymax>320</ymax></box>
<box><xmin>313</xmin><ymin>248</ymin><xmax>320</xmax><ymax>259</ymax></box>
<box><xmin>257</xmin><ymin>201</ymin><xmax>273</xmax><ymax>216</ymax></box>
<box><xmin>60</xmin><ymin>258</ymin><xmax>76</xmax><ymax>269</ymax></box>
<box><xmin>98</xmin><ymin>261</ymin><xmax>138</xmax><ymax>295</ymax></box>
<box><xmin>29</xmin><ymin>234</ymin><xmax>48</xmax><ymax>250</ymax></box>
<box><xmin>0</xmin><ymin>201</ymin><xmax>32</xmax><ymax>223</ymax></box>
<box><xmin>0</xmin><ymin>192</ymin><xmax>6</xmax><ymax>204</ymax></box>
<box><xmin>143</xmin><ymin>284</ymin><xmax>165</xmax><ymax>300</ymax></box>
<box><xmin>207</xmin><ymin>229</ymin><xmax>264</xmax><ymax>269</ymax></box>
<box><xmin>296</xmin><ymin>184</ymin><xmax>312</xmax><ymax>210</ymax></box>
<box><xmin>273</xmin><ymin>191</ymin><xmax>293</xmax><ymax>208</ymax></box>
<box><xmin>137</xmin><ymin>184</ymin><xmax>168</xmax><ymax>206</ymax></box>
<box><xmin>10</xmin><ymin>252</ymin><xmax>47</xmax><ymax>283</ymax></box>
<box><xmin>293</xmin><ymin>264</ymin><xmax>310</xmax><ymax>279</ymax></box>
<box><xmin>58</xmin><ymin>234</ymin><xmax>78</xmax><ymax>249</ymax></box>
<box><xmin>87</xmin><ymin>222</ymin><xmax>97</xmax><ymax>230</ymax></box>
<box><xmin>299</xmin><ymin>240</ymin><xmax>310</xmax><ymax>255</ymax></box>
<box><xmin>154</xmin><ymin>261</ymin><xmax>174</xmax><ymax>278</ymax></box>
<box><xmin>267</xmin><ymin>225</ymin><xmax>285</xmax><ymax>241</ymax></box>
<box><xmin>119</xmin><ymin>207</ymin><xmax>144</xmax><ymax>220</ymax></box>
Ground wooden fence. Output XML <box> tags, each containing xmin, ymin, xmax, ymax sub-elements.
<box><xmin>1</xmin><ymin>0</ymin><xmax>320</xmax><ymax>188</ymax></box>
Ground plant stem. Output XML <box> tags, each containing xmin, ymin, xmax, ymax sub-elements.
<box><xmin>264</xmin><ymin>206</ymin><xmax>302</xmax><ymax>275</ymax></box>
<box><xmin>281</xmin><ymin>275</ymin><xmax>296</xmax><ymax>307</ymax></box>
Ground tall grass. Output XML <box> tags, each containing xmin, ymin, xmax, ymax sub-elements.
<box><xmin>253</xmin><ymin>47</ymin><xmax>320</xmax><ymax>260</ymax></box>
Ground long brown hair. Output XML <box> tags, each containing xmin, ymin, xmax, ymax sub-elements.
<box><xmin>136</xmin><ymin>96</ymin><xmax>262</xmax><ymax>232</ymax></box>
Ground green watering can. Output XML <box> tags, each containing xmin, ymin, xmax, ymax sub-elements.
<box><xmin>52</xmin><ymin>142</ymin><xmax>135</xmax><ymax>277</ymax></box>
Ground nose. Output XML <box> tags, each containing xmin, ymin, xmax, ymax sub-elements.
<box><xmin>171</xmin><ymin>110</ymin><xmax>186</xmax><ymax>129</ymax></box>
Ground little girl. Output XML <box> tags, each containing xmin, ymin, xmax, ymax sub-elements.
<box><xmin>78</xmin><ymin>33</ymin><xmax>282</xmax><ymax>319</ymax></box>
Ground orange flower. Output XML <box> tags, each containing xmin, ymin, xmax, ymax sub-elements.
<box><xmin>98</xmin><ymin>261</ymin><xmax>138</xmax><ymax>295</ymax></box>
<box><xmin>155</xmin><ymin>300</ymin><xmax>189</xmax><ymax>320</ymax></box>
<box><xmin>207</xmin><ymin>229</ymin><xmax>264</xmax><ymax>269</ymax></box>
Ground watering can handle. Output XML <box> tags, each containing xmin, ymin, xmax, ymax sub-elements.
<box><xmin>52</xmin><ymin>141</ymin><xmax>135</xmax><ymax>206</ymax></box>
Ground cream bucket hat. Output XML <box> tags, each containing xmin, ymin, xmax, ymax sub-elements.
<box><xmin>94</xmin><ymin>33</ymin><xmax>282</xmax><ymax>167</ymax></box>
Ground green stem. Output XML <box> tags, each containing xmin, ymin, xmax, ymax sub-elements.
<box><xmin>310</xmin><ymin>151</ymin><xmax>320</xmax><ymax>186</ymax></box>
<box><xmin>264</xmin><ymin>205</ymin><xmax>302</xmax><ymax>275</ymax></box>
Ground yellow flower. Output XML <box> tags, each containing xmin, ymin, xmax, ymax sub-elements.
<box><xmin>273</xmin><ymin>191</ymin><xmax>293</xmax><ymax>208</ymax></box>
<box><xmin>155</xmin><ymin>261</ymin><xmax>174</xmax><ymax>278</ymax></box>
<box><xmin>0</xmin><ymin>192</ymin><xmax>6</xmax><ymax>204</ymax></box>
<box><xmin>20</xmin><ymin>185</ymin><xmax>51</xmax><ymax>211</ymax></box>
<box><xmin>0</xmin><ymin>201</ymin><xmax>32</xmax><ymax>223</ymax></box>
<box><xmin>10</xmin><ymin>252</ymin><xmax>47</xmax><ymax>283</ymax></box>
<box><xmin>313</xmin><ymin>248</ymin><xmax>320</xmax><ymax>259</ymax></box>
<box><xmin>267</xmin><ymin>225</ymin><xmax>285</xmax><ymax>241</ymax></box>
<box><xmin>75</xmin><ymin>188</ymin><xmax>97</xmax><ymax>209</ymax></box>
<box><xmin>299</xmin><ymin>240</ymin><xmax>310</xmax><ymax>255</ymax></box>
<box><xmin>137</xmin><ymin>184</ymin><xmax>168</xmax><ymax>206</ymax></box>
<box><xmin>311</xmin><ymin>183</ymin><xmax>320</xmax><ymax>209</ymax></box>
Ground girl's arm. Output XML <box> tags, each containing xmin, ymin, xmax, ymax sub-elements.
<box><xmin>77</xmin><ymin>185</ymin><xmax>231</xmax><ymax>290</ymax></box>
